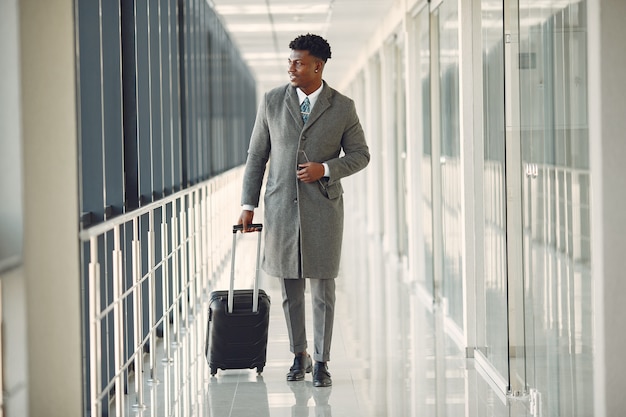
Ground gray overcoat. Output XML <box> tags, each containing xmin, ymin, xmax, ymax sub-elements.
<box><xmin>241</xmin><ymin>82</ymin><xmax>370</xmax><ymax>279</ymax></box>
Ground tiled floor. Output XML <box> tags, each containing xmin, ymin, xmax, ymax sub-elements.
<box><xmin>121</xmin><ymin>268</ymin><xmax>533</xmax><ymax>417</ymax></box>
<box><xmin>111</xmin><ymin>220</ymin><xmax>542</xmax><ymax>417</ymax></box>
<box><xmin>201</xmin><ymin>277</ymin><xmax>370</xmax><ymax>417</ymax></box>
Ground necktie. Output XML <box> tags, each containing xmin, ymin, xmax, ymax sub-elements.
<box><xmin>300</xmin><ymin>97</ymin><xmax>310</xmax><ymax>123</ymax></box>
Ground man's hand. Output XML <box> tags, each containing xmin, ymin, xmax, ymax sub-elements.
<box><xmin>237</xmin><ymin>210</ymin><xmax>259</xmax><ymax>233</ymax></box>
<box><xmin>296</xmin><ymin>162</ymin><xmax>324</xmax><ymax>183</ymax></box>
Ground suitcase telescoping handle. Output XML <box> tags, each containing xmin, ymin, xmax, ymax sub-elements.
<box><xmin>230</xmin><ymin>224</ymin><xmax>263</xmax><ymax>313</ymax></box>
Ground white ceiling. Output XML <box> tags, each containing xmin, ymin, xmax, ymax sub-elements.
<box><xmin>210</xmin><ymin>0</ymin><xmax>396</xmax><ymax>95</ymax></box>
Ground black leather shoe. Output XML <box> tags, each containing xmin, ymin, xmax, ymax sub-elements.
<box><xmin>313</xmin><ymin>361</ymin><xmax>332</xmax><ymax>387</ymax></box>
<box><xmin>286</xmin><ymin>353</ymin><xmax>312</xmax><ymax>381</ymax></box>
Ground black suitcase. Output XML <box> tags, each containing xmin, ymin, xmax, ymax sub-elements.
<box><xmin>205</xmin><ymin>224</ymin><xmax>270</xmax><ymax>376</ymax></box>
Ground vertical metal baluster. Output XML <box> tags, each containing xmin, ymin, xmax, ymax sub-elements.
<box><xmin>216</xmin><ymin>179</ymin><xmax>224</xmax><ymax>284</ymax></box>
<box><xmin>202</xmin><ymin>185</ymin><xmax>210</xmax><ymax>295</ymax></box>
<box><xmin>149</xmin><ymin>379</ymin><xmax>157</xmax><ymax>417</ymax></box>
<box><xmin>172</xmin><ymin>199</ymin><xmax>182</xmax><ymax>417</ymax></box>
<box><xmin>208</xmin><ymin>182</ymin><xmax>215</xmax><ymax>290</ymax></box>
<box><xmin>180</xmin><ymin>196</ymin><xmax>190</xmax><ymax>417</ymax></box>
<box><xmin>197</xmin><ymin>193</ymin><xmax>204</xmax><ymax>404</ymax></box>
<box><xmin>131</xmin><ymin>218</ymin><xmax>145</xmax><ymax>410</ymax></box>
<box><xmin>207</xmin><ymin>181</ymin><xmax>215</xmax><ymax>385</ymax></box>
<box><xmin>161</xmin><ymin>203</ymin><xmax>173</xmax><ymax>363</ymax></box>
<box><xmin>196</xmin><ymin>188</ymin><xmax>202</xmax><ymax>307</ymax></box>
<box><xmin>188</xmin><ymin>191</ymin><xmax>199</xmax><ymax>412</ymax></box>
<box><xmin>161</xmin><ymin>204</ymin><xmax>172</xmax><ymax>415</ymax></box>
<box><xmin>198</xmin><ymin>188</ymin><xmax>204</xmax><ymax>296</ymax></box>
<box><xmin>180</xmin><ymin>196</ymin><xmax>188</xmax><ymax>330</ymax></box>
<box><xmin>196</xmin><ymin>188</ymin><xmax>203</xmax><ymax>301</ymax></box>
<box><xmin>148</xmin><ymin>209</ymin><xmax>158</xmax><ymax>382</ymax></box>
<box><xmin>188</xmin><ymin>194</ymin><xmax>196</xmax><ymax>317</ymax></box>
<box><xmin>171</xmin><ymin>201</ymin><xmax>180</xmax><ymax>347</ymax></box>
<box><xmin>174</xmin><ymin>340</ymin><xmax>181</xmax><ymax>417</ymax></box>
<box><xmin>160</xmin><ymin>205</ymin><xmax>172</xmax><ymax>416</ymax></box>
<box><xmin>113</xmin><ymin>225</ymin><xmax>126</xmax><ymax>415</ymax></box>
<box><xmin>163</xmin><ymin>352</ymin><xmax>172</xmax><ymax>417</ymax></box>
<box><xmin>89</xmin><ymin>236</ymin><xmax>102</xmax><ymax>417</ymax></box>
<box><xmin>202</xmin><ymin>183</ymin><xmax>213</xmax><ymax>388</ymax></box>
<box><xmin>197</xmin><ymin>188</ymin><xmax>207</xmax><ymax>407</ymax></box>
<box><xmin>193</xmin><ymin>188</ymin><xmax>204</xmax><ymax>308</ymax></box>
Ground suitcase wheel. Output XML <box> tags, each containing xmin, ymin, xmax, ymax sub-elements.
<box><xmin>256</xmin><ymin>366</ymin><xmax>264</xmax><ymax>375</ymax></box>
<box><xmin>210</xmin><ymin>367</ymin><xmax>218</xmax><ymax>376</ymax></box>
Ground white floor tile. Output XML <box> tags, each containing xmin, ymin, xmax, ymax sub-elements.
<box><xmin>120</xmin><ymin>239</ymin><xmax>547</xmax><ymax>417</ymax></box>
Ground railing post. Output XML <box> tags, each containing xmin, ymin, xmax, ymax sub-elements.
<box><xmin>202</xmin><ymin>184</ymin><xmax>210</xmax><ymax>295</ymax></box>
<box><xmin>112</xmin><ymin>225</ymin><xmax>126</xmax><ymax>415</ymax></box>
<box><xmin>180</xmin><ymin>195</ymin><xmax>191</xmax><ymax>416</ymax></box>
<box><xmin>180</xmin><ymin>196</ymin><xmax>189</xmax><ymax>330</ymax></box>
<box><xmin>194</xmin><ymin>189</ymin><xmax>202</xmax><ymax>309</ymax></box>
<box><xmin>161</xmin><ymin>202</ymin><xmax>173</xmax><ymax>363</ymax></box>
<box><xmin>131</xmin><ymin>218</ymin><xmax>145</xmax><ymax>410</ymax></box>
<box><xmin>88</xmin><ymin>236</ymin><xmax>102</xmax><ymax>417</ymax></box>
<box><xmin>148</xmin><ymin>209</ymin><xmax>158</xmax><ymax>383</ymax></box>
<box><xmin>171</xmin><ymin>197</ymin><xmax>182</xmax><ymax>417</ymax></box>
<box><xmin>188</xmin><ymin>193</ymin><xmax>196</xmax><ymax>316</ymax></box>
<box><xmin>171</xmin><ymin>199</ymin><xmax>180</xmax><ymax>347</ymax></box>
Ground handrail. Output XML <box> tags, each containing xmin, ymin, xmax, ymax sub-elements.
<box><xmin>81</xmin><ymin>166</ymin><xmax>246</xmax><ymax>416</ymax></box>
<box><xmin>79</xmin><ymin>178</ymin><xmax>215</xmax><ymax>241</ymax></box>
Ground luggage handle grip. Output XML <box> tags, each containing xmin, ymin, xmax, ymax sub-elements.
<box><xmin>229</xmin><ymin>223</ymin><xmax>263</xmax><ymax>314</ymax></box>
<box><xmin>233</xmin><ymin>224</ymin><xmax>263</xmax><ymax>233</ymax></box>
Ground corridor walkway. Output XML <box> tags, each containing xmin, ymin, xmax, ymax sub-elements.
<box><xmin>122</xmin><ymin>231</ymin><xmax>531</xmax><ymax>417</ymax></box>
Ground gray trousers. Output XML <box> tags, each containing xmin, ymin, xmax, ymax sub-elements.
<box><xmin>280</xmin><ymin>278</ymin><xmax>336</xmax><ymax>363</ymax></box>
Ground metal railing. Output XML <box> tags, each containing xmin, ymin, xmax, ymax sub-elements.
<box><xmin>79</xmin><ymin>167</ymin><xmax>245</xmax><ymax>416</ymax></box>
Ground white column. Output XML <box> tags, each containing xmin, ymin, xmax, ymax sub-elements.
<box><xmin>20</xmin><ymin>0</ymin><xmax>82</xmax><ymax>415</ymax></box>
<box><xmin>589</xmin><ymin>1</ymin><xmax>626</xmax><ymax>416</ymax></box>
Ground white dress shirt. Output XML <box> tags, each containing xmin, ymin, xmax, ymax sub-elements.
<box><xmin>297</xmin><ymin>85</ymin><xmax>330</xmax><ymax>178</ymax></box>
<box><xmin>296</xmin><ymin>84</ymin><xmax>323</xmax><ymax>111</ymax></box>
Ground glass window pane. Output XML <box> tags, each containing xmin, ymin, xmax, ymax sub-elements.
<box><xmin>519</xmin><ymin>1</ymin><xmax>593</xmax><ymax>415</ymax></box>
<box><xmin>438</xmin><ymin>0</ymin><xmax>464</xmax><ymax>331</ymax></box>
<box><xmin>480</xmin><ymin>0</ymin><xmax>509</xmax><ymax>380</ymax></box>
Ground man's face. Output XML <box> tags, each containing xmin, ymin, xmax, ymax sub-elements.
<box><xmin>288</xmin><ymin>50</ymin><xmax>322</xmax><ymax>94</ymax></box>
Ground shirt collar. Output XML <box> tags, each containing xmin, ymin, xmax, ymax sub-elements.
<box><xmin>297</xmin><ymin>83</ymin><xmax>324</xmax><ymax>108</ymax></box>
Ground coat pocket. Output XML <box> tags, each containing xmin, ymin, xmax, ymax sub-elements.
<box><xmin>323</xmin><ymin>181</ymin><xmax>343</xmax><ymax>200</ymax></box>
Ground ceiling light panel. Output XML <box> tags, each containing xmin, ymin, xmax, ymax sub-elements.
<box><xmin>215</xmin><ymin>4</ymin><xmax>330</xmax><ymax>15</ymax></box>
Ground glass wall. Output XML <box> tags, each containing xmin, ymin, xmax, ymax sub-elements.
<box><xmin>395</xmin><ymin>37</ymin><xmax>409</xmax><ymax>259</ymax></box>
<box><xmin>336</xmin><ymin>0</ymin><xmax>599</xmax><ymax>412</ymax></box>
<box><xmin>77</xmin><ymin>0</ymin><xmax>256</xmax><ymax>225</ymax></box>
<box><xmin>75</xmin><ymin>1</ymin><xmax>256</xmax><ymax>411</ymax></box>
<box><xmin>518</xmin><ymin>1</ymin><xmax>593</xmax><ymax>415</ymax></box>
<box><xmin>478</xmin><ymin>0</ymin><xmax>510</xmax><ymax>382</ymax></box>
<box><xmin>413</xmin><ymin>6</ymin><xmax>433</xmax><ymax>296</ymax></box>
<box><xmin>437</xmin><ymin>0</ymin><xmax>464</xmax><ymax>333</ymax></box>
<box><xmin>345</xmin><ymin>0</ymin><xmax>596</xmax><ymax>413</ymax></box>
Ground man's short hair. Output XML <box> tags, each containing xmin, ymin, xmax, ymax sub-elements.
<box><xmin>289</xmin><ymin>34</ymin><xmax>332</xmax><ymax>62</ymax></box>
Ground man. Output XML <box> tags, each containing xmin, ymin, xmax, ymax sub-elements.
<box><xmin>238</xmin><ymin>33</ymin><xmax>370</xmax><ymax>387</ymax></box>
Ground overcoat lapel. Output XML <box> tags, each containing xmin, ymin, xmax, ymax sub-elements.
<box><xmin>285</xmin><ymin>87</ymin><xmax>304</xmax><ymax>127</ymax></box>
<box><xmin>284</xmin><ymin>83</ymin><xmax>333</xmax><ymax>130</ymax></box>
<box><xmin>305</xmin><ymin>86</ymin><xmax>331</xmax><ymax>129</ymax></box>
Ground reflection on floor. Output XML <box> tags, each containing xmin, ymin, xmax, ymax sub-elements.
<box><xmin>121</xmin><ymin>258</ymin><xmax>538</xmax><ymax>417</ymax></box>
